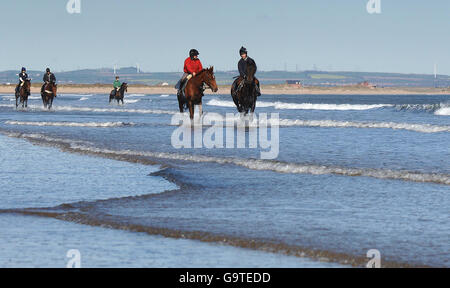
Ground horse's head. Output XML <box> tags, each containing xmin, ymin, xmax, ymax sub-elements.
<box><xmin>24</xmin><ymin>79</ymin><xmax>31</xmax><ymax>92</ymax></box>
<box><xmin>122</xmin><ymin>82</ymin><xmax>128</xmax><ymax>92</ymax></box>
<box><xmin>52</xmin><ymin>82</ymin><xmax>58</xmax><ymax>94</ymax></box>
<box><xmin>246</xmin><ymin>60</ymin><xmax>257</xmax><ymax>82</ymax></box>
<box><xmin>202</xmin><ymin>67</ymin><xmax>218</xmax><ymax>92</ymax></box>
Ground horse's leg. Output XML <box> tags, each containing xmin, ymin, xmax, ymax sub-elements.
<box><xmin>188</xmin><ymin>101</ymin><xmax>194</xmax><ymax>120</ymax></box>
<box><xmin>178</xmin><ymin>96</ymin><xmax>184</xmax><ymax>113</ymax></box>
<box><xmin>198</xmin><ymin>103</ymin><xmax>203</xmax><ymax>118</ymax></box>
<box><xmin>251</xmin><ymin>94</ymin><xmax>257</xmax><ymax>113</ymax></box>
<box><xmin>232</xmin><ymin>87</ymin><xmax>240</xmax><ymax>109</ymax></box>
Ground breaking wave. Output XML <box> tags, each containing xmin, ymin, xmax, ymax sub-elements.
<box><xmin>395</xmin><ymin>103</ymin><xmax>450</xmax><ymax>116</ymax></box>
<box><xmin>207</xmin><ymin>99</ymin><xmax>392</xmax><ymax>110</ymax></box>
<box><xmin>5</xmin><ymin>121</ymin><xmax>134</xmax><ymax>128</ymax></box>
<box><xmin>176</xmin><ymin>113</ymin><xmax>450</xmax><ymax>133</ymax></box>
<box><xmin>4</xmin><ymin>131</ymin><xmax>450</xmax><ymax>185</ymax></box>
<box><xmin>53</xmin><ymin>105</ymin><xmax>176</xmax><ymax>115</ymax></box>
<box><xmin>274</xmin><ymin>119</ymin><xmax>450</xmax><ymax>133</ymax></box>
<box><xmin>127</xmin><ymin>94</ymin><xmax>147</xmax><ymax>97</ymax></box>
<box><xmin>435</xmin><ymin>107</ymin><xmax>450</xmax><ymax>116</ymax></box>
<box><xmin>123</xmin><ymin>99</ymin><xmax>140</xmax><ymax>104</ymax></box>
<box><xmin>0</xmin><ymin>104</ymin><xmax>177</xmax><ymax>115</ymax></box>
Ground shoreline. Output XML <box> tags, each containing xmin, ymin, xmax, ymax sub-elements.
<box><xmin>1</xmin><ymin>84</ymin><xmax>449</xmax><ymax>96</ymax></box>
<box><xmin>0</xmin><ymin>131</ymin><xmax>424</xmax><ymax>268</ymax></box>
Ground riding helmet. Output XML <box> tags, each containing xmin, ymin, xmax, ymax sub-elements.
<box><xmin>189</xmin><ymin>49</ymin><xmax>200</xmax><ymax>58</ymax></box>
<box><xmin>239</xmin><ymin>47</ymin><xmax>248</xmax><ymax>56</ymax></box>
<box><xmin>21</xmin><ymin>67</ymin><xmax>26</xmax><ymax>72</ymax></box>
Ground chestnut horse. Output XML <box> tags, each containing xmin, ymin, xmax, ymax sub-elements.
<box><xmin>15</xmin><ymin>79</ymin><xmax>31</xmax><ymax>109</ymax></box>
<box><xmin>41</xmin><ymin>82</ymin><xmax>57</xmax><ymax>109</ymax></box>
<box><xmin>109</xmin><ymin>82</ymin><xmax>128</xmax><ymax>105</ymax></box>
<box><xmin>178</xmin><ymin>67</ymin><xmax>218</xmax><ymax>120</ymax></box>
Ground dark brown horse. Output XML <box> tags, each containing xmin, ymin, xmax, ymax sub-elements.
<box><xmin>178</xmin><ymin>67</ymin><xmax>218</xmax><ymax>120</ymax></box>
<box><xmin>15</xmin><ymin>79</ymin><xmax>31</xmax><ymax>109</ymax></box>
<box><xmin>41</xmin><ymin>82</ymin><xmax>57</xmax><ymax>109</ymax></box>
<box><xmin>109</xmin><ymin>82</ymin><xmax>128</xmax><ymax>105</ymax></box>
<box><xmin>231</xmin><ymin>61</ymin><xmax>259</xmax><ymax>115</ymax></box>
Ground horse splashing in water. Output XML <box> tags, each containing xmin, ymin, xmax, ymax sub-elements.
<box><xmin>231</xmin><ymin>60</ymin><xmax>259</xmax><ymax>115</ymax></box>
<box><xmin>178</xmin><ymin>67</ymin><xmax>218</xmax><ymax>120</ymax></box>
<box><xmin>110</xmin><ymin>83</ymin><xmax>128</xmax><ymax>105</ymax></box>
<box><xmin>41</xmin><ymin>82</ymin><xmax>57</xmax><ymax>109</ymax></box>
<box><xmin>16</xmin><ymin>79</ymin><xmax>31</xmax><ymax>109</ymax></box>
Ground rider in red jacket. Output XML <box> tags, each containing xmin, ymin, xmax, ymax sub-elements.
<box><xmin>184</xmin><ymin>53</ymin><xmax>203</xmax><ymax>74</ymax></box>
<box><xmin>176</xmin><ymin>49</ymin><xmax>203</xmax><ymax>95</ymax></box>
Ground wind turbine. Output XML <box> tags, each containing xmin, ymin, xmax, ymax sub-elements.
<box><xmin>434</xmin><ymin>63</ymin><xmax>438</xmax><ymax>88</ymax></box>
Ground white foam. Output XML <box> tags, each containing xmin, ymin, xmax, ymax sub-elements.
<box><xmin>207</xmin><ymin>99</ymin><xmax>392</xmax><ymax>111</ymax></box>
<box><xmin>274</xmin><ymin>119</ymin><xmax>450</xmax><ymax>133</ymax></box>
<box><xmin>62</xmin><ymin>94</ymin><xmax>94</xmax><ymax>97</ymax></box>
<box><xmin>79</xmin><ymin>97</ymin><xmax>89</xmax><ymax>101</ymax></box>
<box><xmin>56</xmin><ymin>105</ymin><xmax>176</xmax><ymax>115</ymax></box>
<box><xmin>128</xmin><ymin>94</ymin><xmax>146</xmax><ymax>97</ymax></box>
<box><xmin>5</xmin><ymin>121</ymin><xmax>134</xmax><ymax>128</ymax></box>
<box><xmin>174</xmin><ymin>113</ymin><xmax>450</xmax><ymax>133</ymax></box>
<box><xmin>435</xmin><ymin>107</ymin><xmax>450</xmax><ymax>116</ymax></box>
<box><xmin>123</xmin><ymin>99</ymin><xmax>140</xmax><ymax>104</ymax></box>
<box><xmin>8</xmin><ymin>132</ymin><xmax>449</xmax><ymax>186</ymax></box>
<box><xmin>0</xmin><ymin>104</ymin><xmax>177</xmax><ymax>115</ymax></box>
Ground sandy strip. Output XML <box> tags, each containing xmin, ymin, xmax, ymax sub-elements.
<box><xmin>0</xmin><ymin>84</ymin><xmax>449</xmax><ymax>96</ymax></box>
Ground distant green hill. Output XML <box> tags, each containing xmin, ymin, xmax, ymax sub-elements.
<box><xmin>1</xmin><ymin>67</ymin><xmax>448</xmax><ymax>87</ymax></box>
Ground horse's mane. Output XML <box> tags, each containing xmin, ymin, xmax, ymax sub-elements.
<box><xmin>195</xmin><ymin>69</ymin><xmax>208</xmax><ymax>77</ymax></box>
<box><xmin>246</xmin><ymin>59</ymin><xmax>257</xmax><ymax>80</ymax></box>
<box><xmin>194</xmin><ymin>67</ymin><xmax>214</xmax><ymax>78</ymax></box>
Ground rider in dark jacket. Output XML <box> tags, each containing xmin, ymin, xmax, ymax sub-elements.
<box><xmin>41</xmin><ymin>68</ymin><xmax>57</xmax><ymax>96</ymax></box>
<box><xmin>234</xmin><ymin>47</ymin><xmax>261</xmax><ymax>96</ymax></box>
<box><xmin>16</xmin><ymin>67</ymin><xmax>29</xmax><ymax>94</ymax></box>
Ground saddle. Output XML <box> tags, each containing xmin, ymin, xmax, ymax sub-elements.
<box><xmin>178</xmin><ymin>77</ymin><xmax>206</xmax><ymax>100</ymax></box>
<box><xmin>43</xmin><ymin>83</ymin><xmax>56</xmax><ymax>95</ymax></box>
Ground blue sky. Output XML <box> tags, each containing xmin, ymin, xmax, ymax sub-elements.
<box><xmin>0</xmin><ymin>0</ymin><xmax>449</xmax><ymax>74</ymax></box>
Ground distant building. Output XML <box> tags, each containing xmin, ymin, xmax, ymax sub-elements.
<box><xmin>286</xmin><ymin>80</ymin><xmax>302</xmax><ymax>87</ymax></box>
<box><xmin>358</xmin><ymin>81</ymin><xmax>370</xmax><ymax>87</ymax></box>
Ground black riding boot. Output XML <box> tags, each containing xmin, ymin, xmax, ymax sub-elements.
<box><xmin>178</xmin><ymin>80</ymin><xmax>187</xmax><ymax>98</ymax></box>
<box><xmin>256</xmin><ymin>82</ymin><xmax>261</xmax><ymax>97</ymax></box>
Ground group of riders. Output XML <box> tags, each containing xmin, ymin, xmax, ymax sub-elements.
<box><xmin>15</xmin><ymin>67</ymin><xmax>57</xmax><ymax>98</ymax></box>
<box><xmin>15</xmin><ymin>45</ymin><xmax>261</xmax><ymax>104</ymax></box>
<box><xmin>175</xmin><ymin>46</ymin><xmax>261</xmax><ymax>98</ymax></box>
